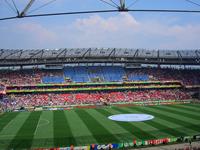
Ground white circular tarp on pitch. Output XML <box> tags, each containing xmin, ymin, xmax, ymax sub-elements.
<box><xmin>108</xmin><ymin>114</ymin><xmax>154</xmax><ymax>122</ymax></box>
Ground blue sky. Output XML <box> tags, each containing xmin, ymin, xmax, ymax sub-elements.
<box><xmin>0</xmin><ymin>0</ymin><xmax>200</xmax><ymax>49</ymax></box>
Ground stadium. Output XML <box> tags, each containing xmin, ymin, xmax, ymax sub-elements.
<box><xmin>0</xmin><ymin>0</ymin><xmax>200</xmax><ymax>150</ymax></box>
<box><xmin>0</xmin><ymin>48</ymin><xmax>199</xmax><ymax>150</ymax></box>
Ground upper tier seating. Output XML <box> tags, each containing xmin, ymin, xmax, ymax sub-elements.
<box><xmin>42</xmin><ymin>76</ymin><xmax>65</xmax><ymax>84</ymax></box>
<box><xmin>64</xmin><ymin>66</ymin><xmax>125</xmax><ymax>82</ymax></box>
<box><xmin>128</xmin><ymin>75</ymin><xmax>149</xmax><ymax>81</ymax></box>
<box><xmin>64</xmin><ymin>67</ymin><xmax>89</xmax><ymax>82</ymax></box>
<box><xmin>0</xmin><ymin>67</ymin><xmax>199</xmax><ymax>85</ymax></box>
<box><xmin>102</xmin><ymin>66</ymin><xmax>125</xmax><ymax>82</ymax></box>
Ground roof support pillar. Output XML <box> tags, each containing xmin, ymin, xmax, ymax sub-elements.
<box><xmin>19</xmin><ymin>0</ymin><xmax>36</xmax><ymax>17</ymax></box>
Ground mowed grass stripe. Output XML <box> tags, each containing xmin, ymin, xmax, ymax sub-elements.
<box><xmin>171</xmin><ymin>104</ymin><xmax>200</xmax><ymax>113</ymax></box>
<box><xmin>135</xmin><ymin>106</ymin><xmax>200</xmax><ymax>133</ymax></box>
<box><xmin>96</xmin><ymin>108</ymin><xmax>143</xmax><ymax>140</ymax></box>
<box><xmin>87</xmin><ymin>109</ymin><xmax>138</xmax><ymax>141</ymax></box>
<box><xmin>183</xmin><ymin>104</ymin><xmax>200</xmax><ymax>111</ymax></box>
<box><xmin>187</xmin><ymin>104</ymin><xmax>200</xmax><ymax>109</ymax></box>
<box><xmin>0</xmin><ymin>112</ymin><xmax>30</xmax><ymax>149</ymax></box>
<box><xmin>164</xmin><ymin>105</ymin><xmax>200</xmax><ymax>117</ymax></box>
<box><xmin>125</xmin><ymin>107</ymin><xmax>187</xmax><ymax>137</ymax></box>
<box><xmin>152</xmin><ymin>105</ymin><xmax>200</xmax><ymax>124</ymax></box>
<box><xmin>7</xmin><ymin>111</ymin><xmax>42</xmax><ymax>149</ymax></box>
<box><xmin>0</xmin><ymin>112</ymin><xmax>19</xmax><ymax>133</ymax></box>
<box><xmin>131</xmin><ymin>106</ymin><xmax>198</xmax><ymax>136</ymax></box>
<box><xmin>53</xmin><ymin>110</ymin><xmax>76</xmax><ymax>147</ymax></box>
<box><xmin>112</xmin><ymin>107</ymin><xmax>176</xmax><ymax>138</ymax></box>
<box><xmin>155</xmin><ymin>105</ymin><xmax>200</xmax><ymax>121</ymax></box>
<box><xmin>33</xmin><ymin>111</ymin><xmax>54</xmax><ymax>138</ymax></box>
<box><xmin>64</xmin><ymin>111</ymin><xmax>97</xmax><ymax>146</ymax></box>
<box><xmin>0</xmin><ymin>113</ymin><xmax>11</xmax><ymax>121</ymax></box>
<box><xmin>32</xmin><ymin>111</ymin><xmax>54</xmax><ymax>148</ymax></box>
<box><xmin>111</xmin><ymin>107</ymin><xmax>157</xmax><ymax>140</ymax></box>
<box><xmin>76</xmin><ymin>109</ymin><xmax>119</xmax><ymax>144</ymax></box>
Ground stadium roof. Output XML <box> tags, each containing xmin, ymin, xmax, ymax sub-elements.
<box><xmin>1</xmin><ymin>0</ymin><xmax>200</xmax><ymax>21</ymax></box>
<box><xmin>0</xmin><ymin>48</ymin><xmax>199</xmax><ymax>66</ymax></box>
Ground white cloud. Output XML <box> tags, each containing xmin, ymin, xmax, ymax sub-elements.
<box><xmin>56</xmin><ymin>13</ymin><xmax>200</xmax><ymax>49</ymax></box>
<box><xmin>16</xmin><ymin>22</ymin><xmax>58</xmax><ymax>46</ymax></box>
<box><xmin>19</xmin><ymin>23</ymin><xmax>56</xmax><ymax>40</ymax></box>
<box><xmin>1</xmin><ymin>13</ymin><xmax>200</xmax><ymax>49</ymax></box>
<box><xmin>74</xmin><ymin>13</ymin><xmax>139</xmax><ymax>32</ymax></box>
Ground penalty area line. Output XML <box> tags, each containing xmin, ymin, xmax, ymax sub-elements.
<box><xmin>34</xmin><ymin>118</ymin><xmax>50</xmax><ymax>135</ymax></box>
<box><xmin>34</xmin><ymin>116</ymin><xmax>42</xmax><ymax>136</ymax></box>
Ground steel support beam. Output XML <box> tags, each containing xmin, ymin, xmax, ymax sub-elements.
<box><xmin>19</xmin><ymin>0</ymin><xmax>36</xmax><ymax>17</ymax></box>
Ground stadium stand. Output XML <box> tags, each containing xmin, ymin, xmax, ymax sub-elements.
<box><xmin>42</xmin><ymin>76</ymin><xmax>65</xmax><ymax>84</ymax></box>
<box><xmin>0</xmin><ymin>48</ymin><xmax>199</xmax><ymax>150</ymax></box>
<box><xmin>1</xmin><ymin>89</ymin><xmax>191</xmax><ymax>110</ymax></box>
<box><xmin>0</xmin><ymin>67</ymin><xmax>199</xmax><ymax>85</ymax></box>
<box><xmin>0</xmin><ymin>48</ymin><xmax>199</xmax><ymax>111</ymax></box>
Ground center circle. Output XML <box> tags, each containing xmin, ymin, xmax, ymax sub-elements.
<box><xmin>108</xmin><ymin>114</ymin><xmax>154</xmax><ymax>122</ymax></box>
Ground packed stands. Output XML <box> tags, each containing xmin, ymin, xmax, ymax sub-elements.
<box><xmin>0</xmin><ymin>66</ymin><xmax>198</xmax><ymax>111</ymax></box>
<box><xmin>1</xmin><ymin>89</ymin><xmax>191</xmax><ymax>110</ymax></box>
<box><xmin>0</xmin><ymin>69</ymin><xmax>42</xmax><ymax>85</ymax></box>
<box><xmin>0</xmin><ymin>49</ymin><xmax>199</xmax><ymax>150</ymax></box>
<box><xmin>0</xmin><ymin>67</ymin><xmax>199</xmax><ymax>86</ymax></box>
<box><xmin>0</xmin><ymin>69</ymin><xmax>64</xmax><ymax>85</ymax></box>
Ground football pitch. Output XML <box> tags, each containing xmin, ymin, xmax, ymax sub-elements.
<box><xmin>0</xmin><ymin>104</ymin><xmax>200</xmax><ymax>149</ymax></box>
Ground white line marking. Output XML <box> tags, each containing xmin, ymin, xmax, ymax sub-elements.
<box><xmin>1</xmin><ymin>118</ymin><xmax>15</xmax><ymax>131</ymax></box>
<box><xmin>34</xmin><ymin>118</ymin><xmax>50</xmax><ymax>135</ymax></box>
<box><xmin>38</xmin><ymin>119</ymin><xmax>50</xmax><ymax>127</ymax></box>
<box><xmin>34</xmin><ymin>116</ymin><xmax>42</xmax><ymax>136</ymax></box>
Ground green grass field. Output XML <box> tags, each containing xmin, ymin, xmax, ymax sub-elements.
<box><xmin>0</xmin><ymin>104</ymin><xmax>200</xmax><ymax>149</ymax></box>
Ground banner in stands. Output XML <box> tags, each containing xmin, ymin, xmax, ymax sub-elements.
<box><xmin>6</xmin><ymin>85</ymin><xmax>181</xmax><ymax>93</ymax></box>
<box><xmin>59</xmin><ymin>148</ymin><xmax>70</xmax><ymax>150</ymax></box>
<box><xmin>130</xmin><ymin>137</ymin><xmax>174</xmax><ymax>147</ymax></box>
<box><xmin>10</xmin><ymin>80</ymin><xmax>180</xmax><ymax>88</ymax></box>
<box><xmin>147</xmin><ymin>138</ymin><xmax>170</xmax><ymax>145</ymax></box>
<box><xmin>32</xmin><ymin>137</ymin><xmax>182</xmax><ymax>150</ymax></box>
<box><xmin>73</xmin><ymin>146</ymin><xmax>89</xmax><ymax>150</ymax></box>
<box><xmin>90</xmin><ymin>144</ymin><xmax>119</xmax><ymax>150</ymax></box>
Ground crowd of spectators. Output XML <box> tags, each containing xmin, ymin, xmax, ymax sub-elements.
<box><xmin>0</xmin><ymin>89</ymin><xmax>191</xmax><ymax>110</ymax></box>
<box><xmin>126</xmin><ymin>68</ymin><xmax>200</xmax><ymax>85</ymax></box>
<box><xmin>0</xmin><ymin>67</ymin><xmax>199</xmax><ymax>86</ymax></box>
<box><xmin>0</xmin><ymin>69</ymin><xmax>63</xmax><ymax>85</ymax></box>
